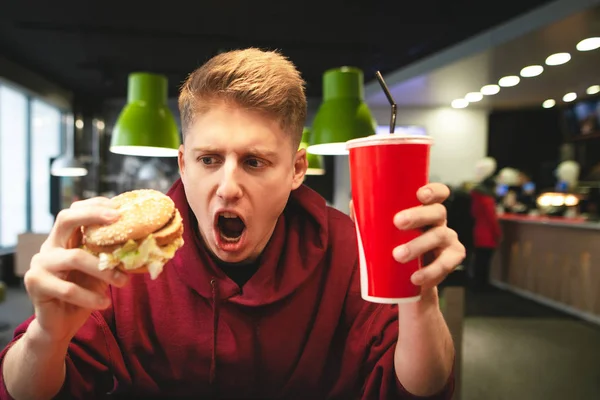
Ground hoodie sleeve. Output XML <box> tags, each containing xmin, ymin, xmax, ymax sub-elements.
<box><xmin>0</xmin><ymin>309</ymin><xmax>129</xmax><ymax>399</ymax></box>
<box><xmin>331</xmin><ymin>264</ymin><xmax>454</xmax><ymax>400</ymax></box>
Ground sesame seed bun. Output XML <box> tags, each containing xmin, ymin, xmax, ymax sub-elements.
<box><xmin>83</xmin><ymin>189</ymin><xmax>175</xmax><ymax>250</ymax></box>
<box><xmin>81</xmin><ymin>189</ymin><xmax>184</xmax><ymax>277</ymax></box>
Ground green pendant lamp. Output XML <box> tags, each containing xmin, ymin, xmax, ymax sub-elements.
<box><xmin>308</xmin><ymin>67</ymin><xmax>377</xmax><ymax>155</ymax></box>
<box><xmin>299</xmin><ymin>127</ymin><xmax>325</xmax><ymax>176</ymax></box>
<box><xmin>110</xmin><ymin>72</ymin><xmax>180</xmax><ymax>157</ymax></box>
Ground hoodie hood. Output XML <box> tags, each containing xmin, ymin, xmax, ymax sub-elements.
<box><xmin>167</xmin><ymin>178</ymin><xmax>329</xmax><ymax>306</ymax></box>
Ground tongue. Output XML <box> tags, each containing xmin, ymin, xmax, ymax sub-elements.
<box><xmin>219</xmin><ymin>217</ymin><xmax>245</xmax><ymax>238</ymax></box>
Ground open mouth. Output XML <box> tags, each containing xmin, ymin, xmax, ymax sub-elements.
<box><xmin>216</xmin><ymin>212</ymin><xmax>246</xmax><ymax>243</ymax></box>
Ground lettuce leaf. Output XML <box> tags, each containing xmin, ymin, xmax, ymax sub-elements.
<box><xmin>97</xmin><ymin>235</ymin><xmax>184</xmax><ymax>280</ymax></box>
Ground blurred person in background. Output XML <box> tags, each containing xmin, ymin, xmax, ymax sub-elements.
<box><xmin>555</xmin><ymin>160</ymin><xmax>580</xmax><ymax>193</ymax></box>
<box><xmin>497</xmin><ymin>167</ymin><xmax>525</xmax><ymax>214</ymax></box>
<box><xmin>517</xmin><ymin>170</ymin><xmax>537</xmax><ymax>214</ymax></box>
<box><xmin>470</xmin><ymin>159</ymin><xmax>501</xmax><ymax>292</ymax></box>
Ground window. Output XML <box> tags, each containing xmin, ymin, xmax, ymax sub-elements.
<box><xmin>31</xmin><ymin>99</ymin><xmax>62</xmax><ymax>233</ymax></box>
<box><xmin>0</xmin><ymin>86</ymin><xmax>28</xmax><ymax>248</ymax></box>
<box><xmin>0</xmin><ymin>82</ymin><xmax>64</xmax><ymax>249</ymax></box>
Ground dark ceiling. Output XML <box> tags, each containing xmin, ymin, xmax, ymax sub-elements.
<box><xmin>0</xmin><ymin>0</ymin><xmax>555</xmax><ymax>101</ymax></box>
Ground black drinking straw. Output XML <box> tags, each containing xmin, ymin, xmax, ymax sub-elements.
<box><xmin>374</xmin><ymin>71</ymin><xmax>397</xmax><ymax>134</ymax></box>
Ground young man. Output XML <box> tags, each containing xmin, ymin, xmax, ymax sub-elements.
<box><xmin>1</xmin><ymin>48</ymin><xmax>465</xmax><ymax>399</ymax></box>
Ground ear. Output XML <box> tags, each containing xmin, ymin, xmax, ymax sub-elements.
<box><xmin>291</xmin><ymin>148</ymin><xmax>308</xmax><ymax>190</ymax></box>
<box><xmin>178</xmin><ymin>144</ymin><xmax>186</xmax><ymax>182</ymax></box>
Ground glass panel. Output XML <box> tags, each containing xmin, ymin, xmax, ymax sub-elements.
<box><xmin>31</xmin><ymin>99</ymin><xmax>62</xmax><ymax>233</ymax></box>
<box><xmin>0</xmin><ymin>85</ymin><xmax>28</xmax><ymax>247</ymax></box>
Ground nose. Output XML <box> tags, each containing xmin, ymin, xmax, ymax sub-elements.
<box><xmin>216</xmin><ymin>159</ymin><xmax>243</xmax><ymax>202</ymax></box>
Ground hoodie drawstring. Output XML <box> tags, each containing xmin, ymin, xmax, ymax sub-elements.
<box><xmin>253</xmin><ymin>319</ymin><xmax>263</xmax><ymax>397</ymax></box>
<box><xmin>209</xmin><ymin>278</ymin><xmax>219</xmax><ymax>387</ymax></box>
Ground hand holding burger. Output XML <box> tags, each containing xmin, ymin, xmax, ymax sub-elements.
<box><xmin>21</xmin><ymin>190</ymin><xmax>183</xmax><ymax>346</ymax></box>
<box><xmin>82</xmin><ymin>189</ymin><xmax>184</xmax><ymax>280</ymax></box>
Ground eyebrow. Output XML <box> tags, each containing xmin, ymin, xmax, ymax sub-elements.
<box><xmin>245</xmin><ymin>147</ymin><xmax>279</xmax><ymax>160</ymax></box>
<box><xmin>191</xmin><ymin>146</ymin><xmax>279</xmax><ymax>160</ymax></box>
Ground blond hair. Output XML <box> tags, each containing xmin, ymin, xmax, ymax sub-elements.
<box><xmin>179</xmin><ymin>48</ymin><xmax>307</xmax><ymax>148</ymax></box>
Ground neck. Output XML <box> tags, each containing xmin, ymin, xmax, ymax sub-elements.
<box><xmin>211</xmin><ymin>255</ymin><xmax>258</xmax><ymax>267</ymax></box>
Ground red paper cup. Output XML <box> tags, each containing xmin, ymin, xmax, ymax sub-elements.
<box><xmin>347</xmin><ymin>134</ymin><xmax>433</xmax><ymax>303</ymax></box>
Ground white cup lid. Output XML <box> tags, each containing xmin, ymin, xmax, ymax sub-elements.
<box><xmin>346</xmin><ymin>134</ymin><xmax>433</xmax><ymax>149</ymax></box>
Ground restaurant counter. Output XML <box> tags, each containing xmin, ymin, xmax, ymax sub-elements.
<box><xmin>490</xmin><ymin>213</ymin><xmax>600</xmax><ymax>325</ymax></box>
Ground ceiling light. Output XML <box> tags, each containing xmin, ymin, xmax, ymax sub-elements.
<box><xmin>520</xmin><ymin>65</ymin><xmax>544</xmax><ymax>77</ymax></box>
<box><xmin>576</xmin><ymin>37</ymin><xmax>600</xmax><ymax>51</ymax></box>
<box><xmin>451</xmin><ymin>99</ymin><xmax>469</xmax><ymax>108</ymax></box>
<box><xmin>309</xmin><ymin>67</ymin><xmax>376</xmax><ymax>155</ymax></box>
<box><xmin>51</xmin><ymin>157</ymin><xmax>88</xmax><ymax>177</ymax></box>
<box><xmin>587</xmin><ymin>85</ymin><xmax>600</xmax><ymax>95</ymax></box>
<box><xmin>465</xmin><ymin>92</ymin><xmax>483</xmax><ymax>102</ymax></box>
<box><xmin>481</xmin><ymin>84</ymin><xmax>500</xmax><ymax>95</ymax></box>
<box><xmin>498</xmin><ymin>76</ymin><xmax>520</xmax><ymax>87</ymax></box>
<box><xmin>545</xmin><ymin>52</ymin><xmax>571</xmax><ymax>66</ymax></box>
<box><xmin>111</xmin><ymin>73</ymin><xmax>180</xmax><ymax>157</ymax></box>
<box><xmin>51</xmin><ymin>115</ymin><xmax>88</xmax><ymax>177</ymax></box>
<box><xmin>563</xmin><ymin>92</ymin><xmax>577</xmax><ymax>102</ymax></box>
<box><xmin>542</xmin><ymin>99</ymin><xmax>556</xmax><ymax>108</ymax></box>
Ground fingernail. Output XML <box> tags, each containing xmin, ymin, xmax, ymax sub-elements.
<box><xmin>103</xmin><ymin>210</ymin><xmax>120</xmax><ymax>220</ymax></box>
<box><xmin>421</xmin><ymin>188</ymin><xmax>433</xmax><ymax>201</ymax></box>
<box><xmin>113</xmin><ymin>270</ymin><xmax>128</xmax><ymax>286</ymax></box>
<box><xmin>412</xmin><ymin>272</ymin><xmax>424</xmax><ymax>285</ymax></box>
<box><xmin>395</xmin><ymin>212</ymin><xmax>410</xmax><ymax>228</ymax></box>
<box><xmin>393</xmin><ymin>245</ymin><xmax>409</xmax><ymax>262</ymax></box>
<box><xmin>98</xmin><ymin>296</ymin><xmax>111</xmax><ymax>308</ymax></box>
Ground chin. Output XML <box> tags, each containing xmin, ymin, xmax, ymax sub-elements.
<box><xmin>210</xmin><ymin>244</ymin><xmax>252</xmax><ymax>263</ymax></box>
<box><xmin>215</xmin><ymin>252</ymin><xmax>247</xmax><ymax>263</ymax></box>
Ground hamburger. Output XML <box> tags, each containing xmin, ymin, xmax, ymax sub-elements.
<box><xmin>82</xmin><ymin>189</ymin><xmax>184</xmax><ymax>280</ymax></box>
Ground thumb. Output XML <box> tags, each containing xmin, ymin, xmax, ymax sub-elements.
<box><xmin>349</xmin><ymin>200</ymin><xmax>355</xmax><ymax>222</ymax></box>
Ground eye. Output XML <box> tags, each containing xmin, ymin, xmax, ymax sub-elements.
<box><xmin>197</xmin><ymin>156</ymin><xmax>220</xmax><ymax>166</ymax></box>
<box><xmin>245</xmin><ymin>158</ymin><xmax>266</xmax><ymax>169</ymax></box>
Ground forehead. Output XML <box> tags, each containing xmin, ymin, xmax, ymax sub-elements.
<box><xmin>185</xmin><ymin>103</ymin><xmax>290</xmax><ymax>150</ymax></box>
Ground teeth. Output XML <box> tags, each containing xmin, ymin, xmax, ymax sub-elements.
<box><xmin>220</xmin><ymin>212</ymin><xmax>238</xmax><ymax>219</ymax></box>
<box><xmin>220</xmin><ymin>232</ymin><xmax>241</xmax><ymax>243</ymax></box>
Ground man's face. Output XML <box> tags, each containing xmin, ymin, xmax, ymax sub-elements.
<box><xmin>178</xmin><ymin>102</ymin><xmax>307</xmax><ymax>263</ymax></box>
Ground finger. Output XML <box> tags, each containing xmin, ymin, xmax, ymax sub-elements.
<box><xmin>417</xmin><ymin>183</ymin><xmax>450</xmax><ymax>205</ymax></box>
<box><xmin>47</xmin><ymin>206</ymin><xmax>120</xmax><ymax>249</ymax></box>
<box><xmin>410</xmin><ymin>248</ymin><xmax>465</xmax><ymax>287</ymax></box>
<box><xmin>66</xmin><ymin>227</ymin><xmax>84</xmax><ymax>250</ymax></box>
<box><xmin>70</xmin><ymin>197</ymin><xmax>115</xmax><ymax>210</ymax></box>
<box><xmin>394</xmin><ymin>203</ymin><xmax>447</xmax><ymax>230</ymax></box>
<box><xmin>62</xmin><ymin>200</ymin><xmax>119</xmax><ymax>249</ymax></box>
<box><xmin>33</xmin><ymin>248</ymin><xmax>128</xmax><ymax>288</ymax></box>
<box><xmin>393</xmin><ymin>226</ymin><xmax>456</xmax><ymax>263</ymax></box>
<box><xmin>349</xmin><ymin>200</ymin><xmax>355</xmax><ymax>222</ymax></box>
<box><xmin>26</xmin><ymin>269</ymin><xmax>111</xmax><ymax>310</ymax></box>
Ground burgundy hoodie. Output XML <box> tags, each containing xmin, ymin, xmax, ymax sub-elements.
<box><xmin>471</xmin><ymin>189</ymin><xmax>501</xmax><ymax>249</ymax></box>
<box><xmin>0</xmin><ymin>180</ymin><xmax>453</xmax><ymax>399</ymax></box>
